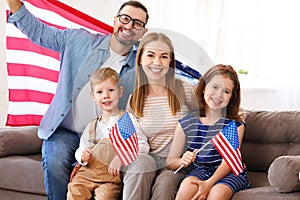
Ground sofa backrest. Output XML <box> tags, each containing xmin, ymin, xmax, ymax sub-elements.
<box><xmin>242</xmin><ymin>110</ymin><xmax>300</xmax><ymax>172</ymax></box>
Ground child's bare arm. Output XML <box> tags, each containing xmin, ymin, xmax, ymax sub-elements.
<box><xmin>166</xmin><ymin>123</ymin><xmax>188</xmax><ymax>170</ymax></box>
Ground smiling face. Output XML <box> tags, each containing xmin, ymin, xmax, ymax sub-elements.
<box><xmin>140</xmin><ymin>40</ymin><xmax>172</xmax><ymax>83</ymax></box>
<box><xmin>91</xmin><ymin>77</ymin><xmax>123</xmax><ymax>114</ymax></box>
<box><xmin>113</xmin><ymin>5</ymin><xmax>148</xmax><ymax>46</ymax></box>
<box><xmin>203</xmin><ymin>74</ymin><xmax>234</xmax><ymax>112</ymax></box>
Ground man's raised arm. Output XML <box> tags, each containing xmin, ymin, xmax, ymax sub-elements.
<box><xmin>6</xmin><ymin>0</ymin><xmax>23</xmax><ymax>14</ymax></box>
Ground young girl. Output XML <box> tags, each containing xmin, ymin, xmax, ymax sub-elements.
<box><xmin>128</xmin><ymin>32</ymin><xmax>197</xmax><ymax>199</ymax></box>
<box><xmin>167</xmin><ymin>64</ymin><xmax>250</xmax><ymax>200</ymax></box>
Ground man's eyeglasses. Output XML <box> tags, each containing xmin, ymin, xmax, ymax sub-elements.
<box><xmin>117</xmin><ymin>14</ymin><xmax>146</xmax><ymax>30</ymax></box>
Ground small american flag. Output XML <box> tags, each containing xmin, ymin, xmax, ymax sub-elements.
<box><xmin>211</xmin><ymin>121</ymin><xmax>244</xmax><ymax>176</ymax></box>
<box><xmin>109</xmin><ymin>112</ymin><xmax>139</xmax><ymax>166</ymax></box>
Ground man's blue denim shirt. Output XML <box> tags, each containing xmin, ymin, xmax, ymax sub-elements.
<box><xmin>8</xmin><ymin>5</ymin><xmax>137</xmax><ymax>139</ymax></box>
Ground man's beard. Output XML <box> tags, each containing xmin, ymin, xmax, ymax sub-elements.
<box><xmin>114</xmin><ymin>32</ymin><xmax>136</xmax><ymax>46</ymax></box>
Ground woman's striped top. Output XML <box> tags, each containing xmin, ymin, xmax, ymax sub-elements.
<box><xmin>136</xmin><ymin>81</ymin><xmax>195</xmax><ymax>158</ymax></box>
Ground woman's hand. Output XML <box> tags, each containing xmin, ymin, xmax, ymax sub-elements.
<box><xmin>108</xmin><ymin>156</ymin><xmax>122</xmax><ymax>177</ymax></box>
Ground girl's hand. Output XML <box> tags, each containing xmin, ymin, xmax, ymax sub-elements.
<box><xmin>108</xmin><ymin>156</ymin><xmax>122</xmax><ymax>177</ymax></box>
<box><xmin>181</xmin><ymin>149</ymin><xmax>197</xmax><ymax>167</ymax></box>
<box><xmin>190</xmin><ymin>180</ymin><xmax>211</xmax><ymax>200</ymax></box>
<box><xmin>81</xmin><ymin>148</ymin><xmax>93</xmax><ymax>163</ymax></box>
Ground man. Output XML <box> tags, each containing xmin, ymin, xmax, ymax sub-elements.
<box><xmin>6</xmin><ymin>0</ymin><xmax>156</xmax><ymax>199</ymax></box>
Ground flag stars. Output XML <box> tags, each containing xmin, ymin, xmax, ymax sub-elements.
<box><xmin>222</xmin><ymin>122</ymin><xmax>239</xmax><ymax>149</ymax></box>
<box><xmin>109</xmin><ymin>112</ymin><xmax>138</xmax><ymax>166</ymax></box>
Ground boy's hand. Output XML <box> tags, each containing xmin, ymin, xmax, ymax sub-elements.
<box><xmin>81</xmin><ymin>148</ymin><xmax>93</xmax><ymax>163</ymax></box>
<box><xmin>108</xmin><ymin>156</ymin><xmax>122</xmax><ymax>177</ymax></box>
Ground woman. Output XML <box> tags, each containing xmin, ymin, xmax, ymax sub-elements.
<box><xmin>128</xmin><ymin>32</ymin><xmax>197</xmax><ymax>199</ymax></box>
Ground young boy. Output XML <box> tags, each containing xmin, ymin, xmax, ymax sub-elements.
<box><xmin>67</xmin><ymin>67</ymin><xmax>149</xmax><ymax>200</ymax></box>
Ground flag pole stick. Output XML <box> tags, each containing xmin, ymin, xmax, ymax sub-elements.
<box><xmin>173</xmin><ymin>140</ymin><xmax>211</xmax><ymax>174</ymax></box>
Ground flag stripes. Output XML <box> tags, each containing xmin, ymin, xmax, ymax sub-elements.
<box><xmin>7</xmin><ymin>37</ymin><xmax>60</xmax><ymax>59</ymax></box>
<box><xmin>211</xmin><ymin>121</ymin><xmax>244</xmax><ymax>176</ymax></box>
<box><xmin>5</xmin><ymin>115</ymin><xmax>44</xmax><ymax>127</ymax></box>
<box><xmin>7</xmin><ymin>76</ymin><xmax>58</xmax><ymax>94</ymax></box>
<box><xmin>110</xmin><ymin>123</ymin><xmax>139</xmax><ymax>166</ymax></box>
<box><xmin>6</xmin><ymin>50</ymin><xmax>60</xmax><ymax>72</ymax></box>
<box><xmin>9</xmin><ymin>90</ymin><xmax>54</xmax><ymax>104</ymax></box>
<box><xmin>211</xmin><ymin>132</ymin><xmax>244</xmax><ymax>176</ymax></box>
<box><xmin>8</xmin><ymin>64</ymin><xmax>59</xmax><ymax>82</ymax></box>
<box><xmin>6</xmin><ymin>0</ymin><xmax>113</xmax><ymax>126</ymax></box>
<box><xmin>8</xmin><ymin>102</ymin><xmax>49</xmax><ymax>115</ymax></box>
<box><xmin>16</xmin><ymin>0</ymin><xmax>112</xmax><ymax>34</ymax></box>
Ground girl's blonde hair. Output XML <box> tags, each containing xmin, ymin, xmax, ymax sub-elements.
<box><xmin>129</xmin><ymin>32</ymin><xmax>186</xmax><ymax>117</ymax></box>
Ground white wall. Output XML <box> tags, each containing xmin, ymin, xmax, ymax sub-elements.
<box><xmin>240</xmin><ymin>79</ymin><xmax>300</xmax><ymax>111</ymax></box>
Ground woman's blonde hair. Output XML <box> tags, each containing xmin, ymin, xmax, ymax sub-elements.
<box><xmin>129</xmin><ymin>32</ymin><xmax>186</xmax><ymax>117</ymax></box>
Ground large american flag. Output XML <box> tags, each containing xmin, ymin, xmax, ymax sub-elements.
<box><xmin>110</xmin><ymin>112</ymin><xmax>139</xmax><ymax>166</ymax></box>
<box><xmin>5</xmin><ymin>0</ymin><xmax>112</xmax><ymax>126</ymax></box>
<box><xmin>5</xmin><ymin>0</ymin><xmax>200</xmax><ymax>127</ymax></box>
<box><xmin>211</xmin><ymin>121</ymin><xmax>244</xmax><ymax>176</ymax></box>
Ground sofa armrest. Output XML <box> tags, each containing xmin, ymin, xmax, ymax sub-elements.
<box><xmin>268</xmin><ymin>155</ymin><xmax>300</xmax><ymax>193</ymax></box>
<box><xmin>0</xmin><ymin>126</ymin><xmax>42</xmax><ymax>157</ymax></box>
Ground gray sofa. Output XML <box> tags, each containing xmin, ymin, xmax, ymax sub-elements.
<box><xmin>0</xmin><ymin>110</ymin><xmax>300</xmax><ymax>200</ymax></box>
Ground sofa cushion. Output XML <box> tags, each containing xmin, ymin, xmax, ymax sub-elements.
<box><xmin>242</xmin><ymin>111</ymin><xmax>300</xmax><ymax>172</ymax></box>
<box><xmin>246</xmin><ymin>171</ymin><xmax>269</xmax><ymax>188</ymax></box>
<box><xmin>0</xmin><ymin>126</ymin><xmax>42</xmax><ymax>157</ymax></box>
<box><xmin>0</xmin><ymin>154</ymin><xmax>46</xmax><ymax>195</ymax></box>
<box><xmin>232</xmin><ymin>186</ymin><xmax>300</xmax><ymax>200</ymax></box>
<box><xmin>268</xmin><ymin>155</ymin><xmax>300</xmax><ymax>193</ymax></box>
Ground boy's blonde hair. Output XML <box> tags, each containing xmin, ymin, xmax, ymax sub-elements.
<box><xmin>90</xmin><ymin>67</ymin><xmax>119</xmax><ymax>91</ymax></box>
